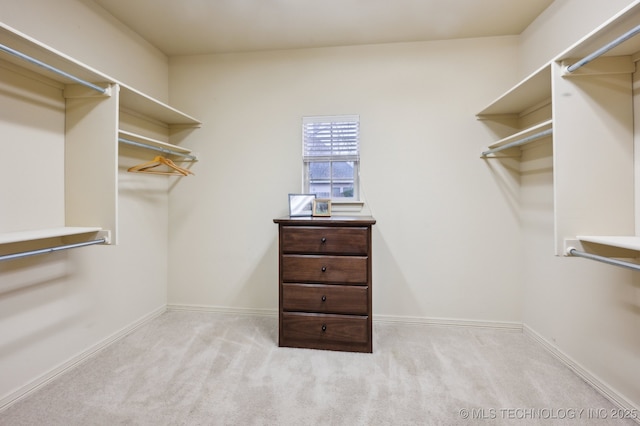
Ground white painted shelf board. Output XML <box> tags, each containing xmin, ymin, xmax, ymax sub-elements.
<box><xmin>0</xmin><ymin>23</ymin><xmax>110</xmax><ymax>88</ymax></box>
<box><xmin>578</xmin><ymin>236</ymin><xmax>640</xmax><ymax>251</ymax></box>
<box><xmin>557</xmin><ymin>2</ymin><xmax>640</xmax><ymax>62</ymax></box>
<box><xmin>119</xmin><ymin>86</ymin><xmax>201</xmax><ymax>126</ymax></box>
<box><xmin>486</xmin><ymin>119</ymin><xmax>553</xmax><ymax>150</ymax></box>
<box><xmin>0</xmin><ymin>23</ymin><xmax>201</xmax><ymax>127</ymax></box>
<box><xmin>0</xmin><ymin>227</ymin><xmax>102</xmax><ymax>245</ymax></box>
<box><xmin>477</xmin><ymin>63</ymin><xmax>551</xmax><ymax>117</ymax></box>
<box><xmin>118</xmin><ymin>130</ymin><xmax>192</xmax><ymax>155</ymax></box>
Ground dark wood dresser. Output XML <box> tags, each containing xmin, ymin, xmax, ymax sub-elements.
<box><xmin>273</xmin><ymin>216</ymin><xmax>376</xmax><ymax>353</ymax></box>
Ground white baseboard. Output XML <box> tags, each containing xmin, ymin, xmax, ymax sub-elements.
<box><xmin>167</xmin><ymin>303</ymin><xmax>277</xmax><ymax>317</ymax></box>
<box><xmin>0</xmin><ymin>305</ymin><xmax>167</xmax><ymax>412</ymax></box>
<box><xmin>167</xmin><ymin>304</ymin><xmax>523</xmax><ymax>331</ymax></box>
<box><xmin>524</xmin><ymin>324</ymin><xmax>640</xmax><ymax>421</ymax></box>
<box><xmin>374</xmin><ymin>313</ymin><xmax>523</xmax><ymax>331</ymax></box>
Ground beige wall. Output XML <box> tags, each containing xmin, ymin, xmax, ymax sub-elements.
<box><xmin>167</xmin><ymin>37</ymin><xmax>523</xmax><ymax>322</ymax></box>
<box><xmin>518</xmin><ymin>0</ymin><xmax>640</xmax><ymax>409</ymax></box>
<box><xmin>0</xmin><ymin>0</ymin><xmax>172</xmax><ymax>406</ymax></box>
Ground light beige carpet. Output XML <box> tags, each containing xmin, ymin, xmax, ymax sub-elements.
<box><xmin>0</xmin><ymin>311</ymin><xmax>635</xmax><ymax>425</ymax></box>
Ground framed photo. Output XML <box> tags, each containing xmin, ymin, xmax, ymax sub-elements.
<box><xmin>289</xmin><ymin>194</ymin><xmax>316</xmax><ymax>217</ymax></box>
<box><xmin>312</xmin><ymin>198</ymin><xmax>331</xmax><ymax>217</ymax></box>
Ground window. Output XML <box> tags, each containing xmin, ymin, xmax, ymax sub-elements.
<box><xmin>302</xmin><ymin>115</ymin><xmax>359</xmax><ymax>201</ymax></box>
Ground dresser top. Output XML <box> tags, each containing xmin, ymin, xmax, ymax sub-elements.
<box><xmin>273</xmin><ymin>216</ymin><xmax>376</xmax><ymax>226</ymax></box>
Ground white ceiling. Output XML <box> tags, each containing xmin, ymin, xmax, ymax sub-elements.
<box><xmin>93</xmin><ymin>0</ymin><xmax>555</xmax><ymax>56</ymax></box>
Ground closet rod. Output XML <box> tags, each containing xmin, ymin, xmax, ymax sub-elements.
<box><xmin>118</xmin><ymin>137</ymin><xmax>197</xmax><ymax>160</ymax></box>
<box><xmin>481</xmin><ymin>128</ymin><xmax>553</xmax><ymax>157</ymax></box>
<box><xmin>0</xmin><ymin>238</ymin><xmax>106</xmax><ymax>262</ymax></box>
<box><xmin>0</xmin><ymin>43</ymin><xmax>107</xmax><ymax>94</ymax></box>
<box><xmin>567</xmin><ymin>247</ymin><xmax>640</xmax><ymax>272</ymax></box>
<box><xmin>566</xmin><ymin>24</ymin><xmax>640</xmax><ymax>73</ymax></box>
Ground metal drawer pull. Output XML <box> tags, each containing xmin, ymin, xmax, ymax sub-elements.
<box><xmin>321</xmin><ymin>324</ymin><xmax>327</xmax><ymax>332</ymax></box>
<box><xmin>321</xmin><ymin>266</ymin><xmax>327</xmax><ymax>272</ymax></box>
<box><xmin>321</xmin><ymin>237</ymin><xmax>327</xmax><ymax>243</ymax></box>
<box><xmin>321</xmin><ymin>295</ymin><xmax>327</xmax><ymax>302</ymax></box>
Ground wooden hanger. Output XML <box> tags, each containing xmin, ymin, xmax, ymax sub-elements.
<box><xmin>128</xmin><ymin>156</ymin><xmax>194</xmax><ymax>176</ymax></box>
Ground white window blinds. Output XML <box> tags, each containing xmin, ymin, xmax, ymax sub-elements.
<box><xmin>302</xmin><ymin>115</ymin><xmax>360</xmax><ymax>200</ymax></box>
<box><xmin>303</xmin><ymin>115</ymin><xmax>359</xmax><ymax>162</ymax></box>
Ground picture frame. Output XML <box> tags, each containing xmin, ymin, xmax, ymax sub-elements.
<box><xmin>288</xmin><ymin>194</ymin><xmax>316</xmax><ymax>217</ymax></box>
<box><xmin>312</xmin><ymin>198</ymin><xmax>331</xmax><ymax>217</ymax></box>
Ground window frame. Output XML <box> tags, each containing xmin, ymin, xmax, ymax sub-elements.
<box><xmin>302</xmin><ymin>115</ymin><xmax>360</xmax><ymax>202</ymax></box>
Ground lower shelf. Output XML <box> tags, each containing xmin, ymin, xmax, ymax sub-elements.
<box><xmin>0</xmin><ymin>227</ymin><xmax>105</xmax><ymax>244</ymax></box>
<box><xmin>0</xmin><ymin>227</ymin><xmax>110</xmax><ymax>262</ymax></box>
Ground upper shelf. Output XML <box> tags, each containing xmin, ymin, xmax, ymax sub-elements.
<box><xmin>577</xmin><ymin>235</ymin><xmax>640</xmax><ymax>252</ymax></box>
<box><xmin>477</xmin><ymin>63</ymin><xmax>551</xmax><ymax>117</ymax></box>
<box><xmin>558</xmin><ymin>1</ymin><xmax>640</xmax><ymax>62</ymax></box>
<box><xmin>0</xmin><ymin>22</ymin><xmax>109</xmax><ymax>89</ymax></box>
<box><xmin>119</xmin><ymin>85</ymin><xmax>200</xmax><ymax>126</ymax></box>
<box><xmin>0</xmin><ymin>22</ymin><xmax>200</xmax><ymax>127</ymax></box>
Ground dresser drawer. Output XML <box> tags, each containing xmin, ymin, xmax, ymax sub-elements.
<box><xmin>281</xmin><ymin>312</ymin><xmax>368</xmax><ymax>344</ymax></box>
<box><xmin>281</xmin><ymin>226</ymin><xmax>369</xmax><ymax>255</ymax></box>
<box><xmin>282</xmin><ymin>283</ymin><xmax>368</xmax><ymax>315</ymax></box>
<box><xmin>282</xmin><ymin>255</ymin><xmax>368</xmax><ymax>284</ymax></box>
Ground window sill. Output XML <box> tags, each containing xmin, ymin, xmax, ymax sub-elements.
<box><xmin>331</xmin><ymin>200</ymin><xmax>365</xmax><ymax>214</ymax></box>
